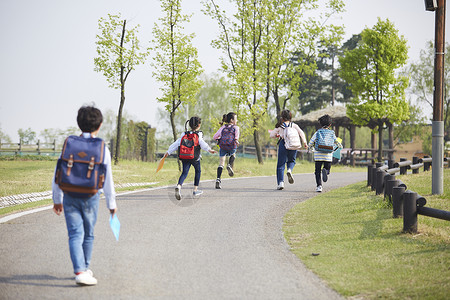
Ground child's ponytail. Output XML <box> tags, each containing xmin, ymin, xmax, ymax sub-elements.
<box><xmin>220</xmin><ymin>112</ymin><xmax>237</xmax><ymax>125</ymax></box>
<box><xmin>187</xmin><ymin>116</ymin><xmax>202</xmax><ymax>131</ymax></box>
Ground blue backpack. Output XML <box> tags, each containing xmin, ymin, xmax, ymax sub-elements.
<box><xmin>218</xmin><ymin>125</ymin><xmax>236</xmax><ymax>151</ymax></box>
<box><xmin>55</xmin><ymin>136</ymin><xmax>106</xmax><ymax>198</ymax></box>
<box><xmin>315</xmin><ymin>128</ymin><xmax>336</xmax><ymax>153</ymax></box>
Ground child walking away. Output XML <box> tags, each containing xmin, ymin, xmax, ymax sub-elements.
<box><xmin>213</xmin><ymin>112</ymin><xmax>240</xmax><ymax>189</ymax></box>
<box><xmin>52</xmin><ymin>105</ymin><xmax>117</xmax><ymax>286</ymax></box>
<box><xmin>270</xmin><ymin>110</ymin><xmax>307</xmax><ymax>190</ymax></box>
<box><xmin>308</xmin><ymin>114</ymin><xmax>343</xmax><ymax>192</ymax></box>
<box><xmin>164</xmin><ymin>116</ymin><xmax>216</xmax><ymax>200</ymax></box>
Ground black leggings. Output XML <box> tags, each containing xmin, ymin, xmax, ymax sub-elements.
<box><xmin>315</xmin><ymin>161</ymin><xmax>331</xmax><ymax>186</ymax></box>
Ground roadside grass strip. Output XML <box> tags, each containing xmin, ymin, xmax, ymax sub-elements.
<box><xmin>284</xmin><ymin>175</ymin><xmax>450</xmax><ymax>299</ymax></box>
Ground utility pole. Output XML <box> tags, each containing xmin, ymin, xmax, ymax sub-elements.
<box><xmin>429</xmin><ymin>0</ymin><xmax>446</xmax><ymax>194</ymax></box>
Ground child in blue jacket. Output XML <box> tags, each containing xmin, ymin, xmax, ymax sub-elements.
<box><xmin>308</xmin><ymin>114</ymin><xmax>342</xmax><ymax>192</ymax></box>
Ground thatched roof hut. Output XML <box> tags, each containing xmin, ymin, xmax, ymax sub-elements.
<box><xmin>292</xmin><ymin>106</ymin><xmax>357</xmax><ymax>149</ymax></box>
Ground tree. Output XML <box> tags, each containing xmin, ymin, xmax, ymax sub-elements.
<box><xmin>267</xmin><ymin>1</ymin><xmax>345</xmax><ymax>118</ymax></box>
<box><xmin>94</xmin><ymin>13</ymin><xmax>149</xmax><ymax>164</ymax></box>
<box><xmin>205</xmin><ymin>0</ymin><xmax>344</xmax><ymax>163</ymax></box>
<box><xmin>204</xmin><ymin>0</ymin><xmax>263</xmax><ymax>163</ymax></box>
<box><xmin>339</xmin><ymin>18</ymin><xmax>409</xmax><ymax>161</ymax></box>
<box><xmin>408</xmin><ymin>41</ymin><xmax>450</xmax><ymax>142</ymax></box>
<box><xmin>0</xmin><ymin>124</ymin><xmax>11</xmax><ymax>143</ymax></box>
<box><xmin>151</xmin><ymin>0</ymin><xmax>203</xmax><ymax>150</ymax></box>
<box><xmin>18</xmin><ymin>128</ymin><xmax>36</xmax><ymax>144</ymax></box>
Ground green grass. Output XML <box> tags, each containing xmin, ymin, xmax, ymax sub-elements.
<box><xmin>284</xmin><ymin>169</ymin><xmax>450</xmax><ymax>299</ymax></box>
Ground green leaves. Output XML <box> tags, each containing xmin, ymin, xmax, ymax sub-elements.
<box><xmin>94</xmin><ymin>14</ymin><xmax>149</xmax><ymax>89</ymax></box>
<box><xmin>340</xmin><ymin>18</ymin><xmax>410</xmax><ymax>127</ymax></box>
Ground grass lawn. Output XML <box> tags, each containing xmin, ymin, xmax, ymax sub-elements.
<box><xmin>284</xmin><ymin>169</ymin><xmax>450</xmax><ymax>299</ymax></box>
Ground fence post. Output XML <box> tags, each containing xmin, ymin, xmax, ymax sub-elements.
<box><xmin>403</xmin><ymin>190</ymin><xmax>418</xmax><ymax>233</ymax></box>
<box><xmin>412</xmin><ymin>156</ymin><xmax>419</xmax><ymax>174</ymax></box>
<box><xmin>367</xmin><ymin>164</ymin><xmax>374</xmax><ymax>186</ymax></box>
<box><xmin>399</xmin><ymin>158</ymin><xmax>407</xmax><ymax>175</ymax></box>
<box><xmin>384</xmin><ymin>174</ymin><xmax>395</xmax><ymax>201</ymax></box>
<box><xmin>371</xmin><ymin>162</ymin><xmax>383</xmax><ymax>191</ymax></box>
<box><xmin>424</xmin><ymin>155</ymin><xmax>431</xmax><ymax>171</ymax></box>
<box><xmin>376</xmin><ymin>168</ymin><xmax>386</xmax><ymax>195</ymax></box>
<box><xmin>392</xmin><ymin>185</ymin><xmax>405</xmax><ymax>218</ymax></box>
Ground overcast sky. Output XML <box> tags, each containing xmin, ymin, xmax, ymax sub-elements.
<box><xmin>0</xmin><ymin>0</ymin><xmax>443</xmax><ymax>141</ymax></box>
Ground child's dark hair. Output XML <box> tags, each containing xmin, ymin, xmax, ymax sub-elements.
<box><xmin>185</xmin><ymin>116</ymin><xmax>202</xmax><ymax>131</ymax></box>
<box><xmin>319</xmin><ymin>114</ymin><xmax>332</xmax><ymax>128</ymax></box>
<box><xmin>276</xmin><ymin>109</ymin><xmax>292</xmax><ymax>127</ymax></box>
<box><xmin>77</xmin><ymin>106</ymin><xmax>103</xmax><ymax>133</ymax></box>
<box><xmin>220</xmin><ymin>112</ymin><xmax>237</xmax><ymax>125</ymax></box>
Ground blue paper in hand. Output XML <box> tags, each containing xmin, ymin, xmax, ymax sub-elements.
<box><xmin>333</xmin><ymin>148</ymin><xmax>341</xmax><ymax>160</ymax></box>
<box><xmin>109</xmin><ymin>214</ymin><xmax>120</xmax><ymax>241</ymax></box>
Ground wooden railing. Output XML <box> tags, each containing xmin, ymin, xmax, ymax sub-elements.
<box><xmin>0</xmin><ymin>140</ymin><xmax>58</xmax><ymax>156</ymax></box>
<box><xmin>367</xmin><ymin>156</ymin><xmax>449</xmax><ymax>233</ymax></box>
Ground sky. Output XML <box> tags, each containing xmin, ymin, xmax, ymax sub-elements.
<box><xmin>0</xmin><ymin>0</ymin><xmax>443</xmax><ymax>141</ymax></box>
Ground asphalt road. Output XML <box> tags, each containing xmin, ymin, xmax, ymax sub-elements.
<box><xmin>0</xmin><ymin>171</ymin><xmax>365</xmax><ymax>299</ymax></box>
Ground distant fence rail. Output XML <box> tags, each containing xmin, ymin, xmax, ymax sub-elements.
<box><xmin>0</xmin><ymin>140</ymin><xmax>58</xmax><ymax>156</ymax></box>
<box><xmin>367</xmin><ymin>156</ymin><xmax>449</xmax><ymax>233</ymax></box>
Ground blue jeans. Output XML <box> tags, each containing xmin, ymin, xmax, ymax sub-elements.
<box><xmin>219</xmin><ymin>148</ymin><xmax>236</xmax><ymax>157</ymax></box>
<box><xmin>63</xmin><ymin>192</ymin><xmax>99</xmax><ymax>274</ymax></box>
<box><xmin>277</xmin><ymin>141</ymin><xmax>297</xmax><ymax>184</ymax></box>
<box><xmin>178</xmin><ymin>159</ymin><xmax>201</xmax><ymax>186</ymax></box>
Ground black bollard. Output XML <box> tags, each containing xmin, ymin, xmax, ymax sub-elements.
<box><xmin>400</xmin><ymin>158</ymin><xmax>407</xmax><ymax>175</ymax></box>
<box><xmin>403</xmin><ymin>190</ymin><xmax>418</xmax><ymax>233</ymax></box>
<box><xmin>412</xmin><ymin>156</ymin><xmax>419</xmax><ymax>174</ymax></box>
<box><xmin>367</xmin><ymin>165</ymin><xmax>374</xmax><ymax>187</ymax></box>
<box><xmin>392</xmin><ymin>185</ymin><xmax>405</xmax><ymax>218</ymax></box>
<box><xmin>384</xmin><ymin>175</ymin><xmax>396</xmax><ymax>201</ymax></box>
<box><xmin>376</xmin><ymin>169</ymin><xmax>386</xmax><ymax>195</ymax></box>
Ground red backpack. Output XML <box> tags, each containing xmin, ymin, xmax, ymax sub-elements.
<box><xmin>178</xmin><ymin>131</ymin><xmax>200</xmax><ymax>160</ymax></box>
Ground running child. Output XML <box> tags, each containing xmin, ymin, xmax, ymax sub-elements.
<box><xmin>308</xmin><ymin>114</ymin><xmax>343</xmax><ymax>192</ymax></box>
<box><xmin>163</xmin><ymin>116</ymin><xmax>216</xmax><ymax>200</ymax></box>
<box><xmin>213</xmin><ymin>112</ymin><xmax>240</xmax><ymax>189</ymax></box>
<box><xmin>270</xmin><ymin>109</ymin><xmax>307</xmax><ymax>190</ymax></box>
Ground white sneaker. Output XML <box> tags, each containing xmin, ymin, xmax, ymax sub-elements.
<box><xmin>286</xmin><ymin>170</ymin><xmax>294</xmax><ymax>184</ymax></box>
<box><xmin>277</xmin><ymin>182</ymin><xmax>284</xmax><ymax>190</ymax></box>
<box><xmin>175</xmin><ymin>185</ymin><xmax>181</xmax><ymax>200</ymax></box>
<box><xmin>316</xmin><ymin>185</ymin><xmax>322</xmax><ymax>192</ymax></box>
<box><xmin>227</xmin><ymin>164</ymin><xmax>234</xmax><ymax>177</ymax></box>
<box><xmin>75</xmin><ymin>271</ymin><xmax>97</xmax><ymax>286</ymax></box>
<box><xmin>193</xmin><ymin>190</ymin><xmax>203</xmax><ymax>196</ymax></box>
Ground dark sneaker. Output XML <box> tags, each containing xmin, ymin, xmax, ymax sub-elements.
<box><xmin>215</xmin><ymin>179</ymin><xmax>222</xmax><ymax>189</ymax></box>
<box><xmin>175</xmin><ymin>186</ymin><xmax>181</xmax><ymax>200</ymax></box>
<box><xmin>287</xmin><ymin>170</ymin><xmax>294</xmax><ymax>184</ymax></box>
<box><xmin>322</xmin><ymin>168</ymin><xmax>328</xmax><ymax>182</ymax></box>
<box><xmin>227</xmin><ymin>164</ymin><xmax>234</xmax><ymax>177</ymax></box>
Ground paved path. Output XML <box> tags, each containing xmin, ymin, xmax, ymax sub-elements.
<box><xmin>0</xmin><ymin>172</ymin><xmax>365</xmax><ymax>299</ymax></box>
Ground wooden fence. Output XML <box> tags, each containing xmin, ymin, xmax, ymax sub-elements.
<box><xmin>367</xmin><ymin>156</ymin><xmax>450</xmax><ymax>233</ymax></box>
<box><xmin>0</xmin><ymin>140</ymin><xmax>58</xmax><ymax>156</ymax></box>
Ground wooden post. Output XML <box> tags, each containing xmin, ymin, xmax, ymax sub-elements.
<box><xmin>403</xmin><ymin>190</ymin><xmax>418</xmax><ymax>233</ymax></box>
<box><xmin>392</xmin><ymin>185</ymin><xmax>405</xmax><ymax>218</ymax></box>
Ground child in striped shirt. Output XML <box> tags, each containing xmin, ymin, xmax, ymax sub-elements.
<box><xmin>308</xmin><ymin>114</ymin><xmax>342</xmax><ymax>192</ymax></box>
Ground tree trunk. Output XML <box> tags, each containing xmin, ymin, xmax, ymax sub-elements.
<box><xmin>251</xmin><ymin>117</ymin><xmax>263</xmax><ymax>164</ymax></box>
<box><xmin>115</xmin><ymin>88</ymin><xmax>125</xmax><ymax>165</ymax></box>
<box><xmin>378</xmin><ymin>123</ymin><xmax>383</xmax><ymax>162</ymax></box>
<box><xmin>170</xmin><ymin>110</ymin><xmax>181</xmax><ymax>171</ymax></box>
<box><xmin>388</xmin><ymin>122</ymin><xmax>394</xmax><ymax>161</ymax></box>
<box><xmin>371</xmin><ymin>131</ymin><xmax>377</xmax><ymax>162</ymax></box>
<box><xmin>114</xmin><ymin>19</ymin><xmax>127</xmax><ymax>165</ymax></box>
